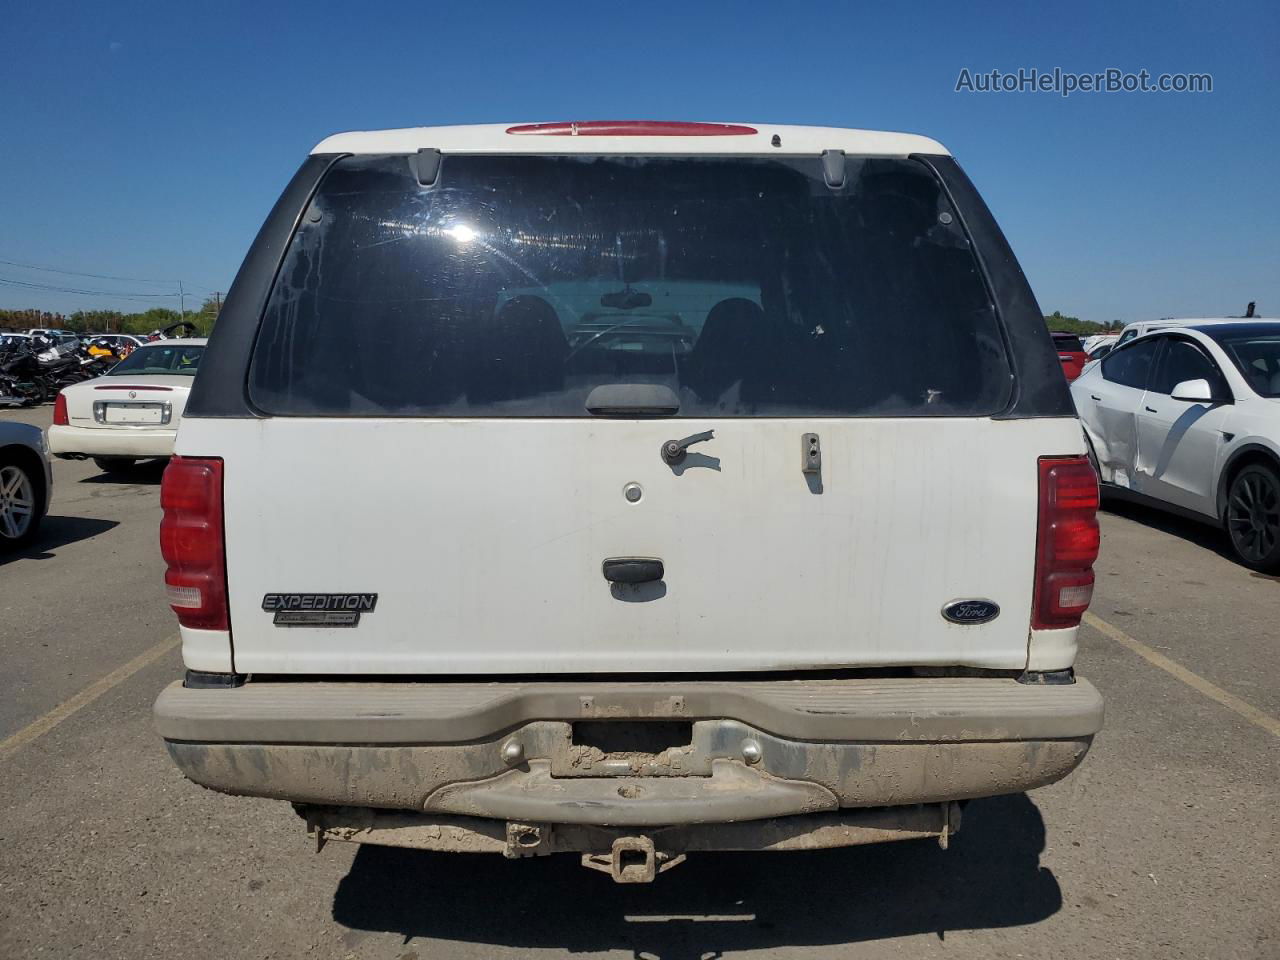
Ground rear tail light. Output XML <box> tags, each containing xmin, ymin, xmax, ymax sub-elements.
<box><xmin>160</xmin><ymin>456</ymin><xmax>228</xmax><ymax>630</ymax></box>
<box><xmin>52</xmin><ymin>391</ymin><xmax>69</xmax><ymax>425</ymax></box>
<box><xmin>1032</xmin><ymin>456</ymin><xmax>1100</xmax><ymax>629</ymax></box>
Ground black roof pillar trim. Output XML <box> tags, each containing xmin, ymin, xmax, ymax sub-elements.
<box><xmin>184</xmin><ymin>153</ymin><xmax>345</xmax><ymax>418</ymax></box>
<box><xmin>913</xmin><ymin>153</ymin><xmax>1074</xmax><ymax>419</ymax></box>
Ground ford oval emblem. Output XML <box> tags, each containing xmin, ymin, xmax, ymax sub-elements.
<box><xmin>942</xmin><ymin>599</ymin><xmax>1000</xmax><ymax>625</ymax></box>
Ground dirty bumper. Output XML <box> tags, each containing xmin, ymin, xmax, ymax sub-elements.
<box><xmin>156</xmin><ymin>677</ymin><xmax>1102</xmax><ymax>822</ymax></box>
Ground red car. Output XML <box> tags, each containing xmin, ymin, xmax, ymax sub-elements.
<box><xmin>1051</xmin><ymin>332</ymin><xmax>1087</xmax><ymax>381</ymax></box>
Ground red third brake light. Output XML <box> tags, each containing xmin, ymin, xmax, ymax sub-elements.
<box><xmin>505</xmin><ymin>121</ymin><xmax>758</xmax><ymax>137</ymax></box>
<box><xmin>53</xmin><ymin>391</ymin><xmax>69</xmax><ymax>426</ymax></box>
<box><xmin>160</xmin><ymin>456</ymin><xmax>228</xmax><ymax>631</ymax></box>
<box><xmin>1032</xmin><ymin>456</ymin><xmax>1100</xmax><ymax>629</ymax></box>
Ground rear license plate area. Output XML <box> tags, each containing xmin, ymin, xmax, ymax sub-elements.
<box><xmin>564</xmin><ymin>721</ymin><xmax>695</xmax><ymax>777</ymax></box>
<box><xmin>102</xmin><ymin>402</ymin><xmax>165</xmax><ymax>424</ymax></box>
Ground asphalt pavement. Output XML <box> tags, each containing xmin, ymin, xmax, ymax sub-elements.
<box><xmin>1</xmin><ymin>405</ymin><xmax>1276</xmax><ymax>960</ymax></box>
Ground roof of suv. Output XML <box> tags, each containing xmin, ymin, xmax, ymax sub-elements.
<box><xmin>1126</xmin><ymin>317</ymin><xmax>1276</xmax><ymax>330</ymax></box>
<box><xmin>312</xmin><ymin>122</ymin><xmax>950</xmax><ymax>157</ymax></box>
<box><xmin>1190</xmin><ymin>320</ymin><xmax>1280</xmax><ymax>336</ymax></box>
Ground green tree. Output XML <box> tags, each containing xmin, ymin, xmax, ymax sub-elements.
<box><xmin>193</xmin><ymin>296</ymin><xmax>221</xmax><ymax>332</ymax></box>
<box><xmin>3</xmin><ymin>303</ymin><xmax>218</xmax><ymax>337</ymax></box>
<box><xmin>1043</xmin><ymin>311</ymin><xmax>1124</xmax><ymax>334</ymax></box>
<box><xmin>0</xmin><ymin>308</ymin><xmax>67</xmax><ymax>330</ymax></box>
<box><xmin>67</xmin><ymin>310</ymin><xmax>127</xmax><ymax>333</ymax></box>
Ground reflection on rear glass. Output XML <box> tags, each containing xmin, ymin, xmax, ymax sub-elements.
<box><xmin>250</xmin><ymin>154</ymin><xmax>1012</xmax><ymax>417</ymax></box>
<box><xmin>107</xmin><ymin>345</ymin><xmax>204</xmax><ymax>376</ymax></box>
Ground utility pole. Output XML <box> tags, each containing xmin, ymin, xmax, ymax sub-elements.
<box><xmin>179</xmin><ymin>281</ymin><xmax>186</xmax><ymax>322</ymax></box>
<box><xmin>214</xmin><ymin>291</ymin><xmax>222</xmax><ymax>314</ymax></box>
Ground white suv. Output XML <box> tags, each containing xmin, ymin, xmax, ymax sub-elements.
<box><xmin>153</xmin><ymin>122</ymin><xmax>1104</xmax><ymax>883</ymax></box>
<box><xmin>1112</xmin><ymin>316</ymin><xmax>1268</xmax><ymax>349</ymax></box>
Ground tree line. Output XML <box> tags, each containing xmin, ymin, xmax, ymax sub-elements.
<box><xmin>1</xmin><ymin>300</ymin><xmax>1119</xmax><ymax>339</ymax></box>
<box><xmin>1043</xmin><ymin>311</ymin><xmax>1124</xmax><ymax>335</ymax></box>
<box><xmin>0</xmin><ymin>297</ymin><xmax>221</xmax><ymax>337</ymax></box>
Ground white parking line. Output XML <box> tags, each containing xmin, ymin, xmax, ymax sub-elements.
<box><xmin>0</xmin><ymin>635</ymin><xmax>179</xmax><ymax>761</ymax></box>
<box><xmin>1084</xmin><ymin>612</ymin><xmax>1280</xmax><ymax>738</ymax></box>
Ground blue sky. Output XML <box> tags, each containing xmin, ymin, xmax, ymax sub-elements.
<box><xmin>2</xmin><ymin>0</ymin><xmax>1276</xmax><ymax>324</ymax></box>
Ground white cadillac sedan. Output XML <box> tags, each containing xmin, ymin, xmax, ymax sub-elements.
<box><xmin>48</xmin><ymin>338</ymin><xmax>207</xmax><ymax>473</ymax></box>
<box><xmin>1071</xmin><ymin>320</ymin><xmax>1280</xmax><ymax>571</ymax></box>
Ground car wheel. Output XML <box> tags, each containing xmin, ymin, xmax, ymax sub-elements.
<box><xmin>1225</xmin><ymin>463</ymin><xmax>1280</xmax><ymax>572</ymax></box>
<box><xmin>0</xmin><ymin>458</ymin><xmax>43</xmax><ymax>549</ymax></box>
<box><xmin>93</xmin><ymin>456</ymin><xmax>137</xmax><ymax>473</ymax></box>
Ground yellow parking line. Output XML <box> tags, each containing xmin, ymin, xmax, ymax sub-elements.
<box><xmin>1084</xmin><ymin>612</ymin><xmax>1280</xmax><ymax>738</ymax></box>
<box><xmin>0</xmin><ymin>635</ymin><xmax>179</xmax><ymax>761</ymax></box>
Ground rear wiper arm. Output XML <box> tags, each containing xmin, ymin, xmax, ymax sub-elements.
<box><xmin>661</xmin><ymin>430</ymin><xmax>714</xmax><ymax>464</ymax></box>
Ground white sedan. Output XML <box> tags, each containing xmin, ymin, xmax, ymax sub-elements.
<box><xmin>1071</xmin><ymin>320</ymin><xmax>1280</xmax><ymax>571</ymax></box>
<box><xmin>48</xmin><ymin>338</ymin><xmax>207</xmax><ymax>473</ymax></box>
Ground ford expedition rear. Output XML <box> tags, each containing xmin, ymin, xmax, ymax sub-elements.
<box><xmin>154</xmin><ymin>121</ymin><xmax>1102</xmax><ymax>883</ymax></box>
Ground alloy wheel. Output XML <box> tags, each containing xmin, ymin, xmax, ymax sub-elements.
<box><xmin>1226</xmin><ymin>468</ymin><xmax>1280</xmax><ymax>564</ymax></box>
<box><xmin>0</xmin><ymin>464</ymin><xmax>36</xmax><ymax>541</ymax></box>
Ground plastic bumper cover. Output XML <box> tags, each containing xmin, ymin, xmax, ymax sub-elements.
<box><xmin>48</xmin><ymin>423</ymin><xmax>176</xmax><ymax>458</ymax></box>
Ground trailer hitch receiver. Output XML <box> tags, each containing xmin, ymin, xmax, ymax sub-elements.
<box><xmin>581</xmin><ymin>836</ymin><xmax>686</xmax><ymax>883</ymax></box>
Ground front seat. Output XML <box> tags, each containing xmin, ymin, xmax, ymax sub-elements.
<box><xmin>683</xmin><ymin>298</ymin><xmax>775</xmax><ymax>403</ymax></box>
<box><xmin>467</xmin><ymin>295</ymin><xmax>568</xmax><ymax>404</ymax></box>
<box><xmin>1266</xmin><ymin>365</ymin><xmax>1280</xmax><ymax>397</ymax></box>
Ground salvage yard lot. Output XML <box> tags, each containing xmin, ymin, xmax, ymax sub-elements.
<box><xmin>1</xmin><ymin>404</ymin><xmax>1276</xmax><ymax>960</ymax></box>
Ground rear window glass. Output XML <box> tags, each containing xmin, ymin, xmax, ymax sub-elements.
<box><xmin>1051</xmin><ymin>333</ymin><xmax>1084</xmax><ymax>352</ymax></box>
<box><xmin>249</xmin><ymin>154</ymin><xmax>1011</xmax><ymax>417</ymax></box>
<box><xmin>1149</xmin><ymin>338</ymin><xmax>1228</xmax><ymax>396</ymax></box>
<box><xmin>1101</xmin><ymin>337</ymin><xmax>1159</xmax><ymax>389</ymax></box>
<box><xmin>108</xmin><ymin>344</ymin><xmax>203</xmax><ymax>376</ymax></box>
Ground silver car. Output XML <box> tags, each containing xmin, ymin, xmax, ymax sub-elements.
<box><xmin>0</xmin><ymin>420</ymin><xmax>52</xmax><ymax>548</ymax></box>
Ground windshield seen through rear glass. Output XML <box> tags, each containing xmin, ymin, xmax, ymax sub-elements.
<box><xmin>1209</xmin><ymin>329</ymin><xmax>1280</xmax><ymax>398</ymax></box>
<box><xmin>249</xmin><ymin>154</ymin><xmax>1011</xmax><ymax>417</ymax></box>
<box><xmin>1052</xmin><ymin>334</ymin><xmax>1085</xmax><ymax>352</ymax></box>
<box><xmin>107</xmin><ymin>344</ymin><xmax>204</xmax><ymax>376</ymax></box>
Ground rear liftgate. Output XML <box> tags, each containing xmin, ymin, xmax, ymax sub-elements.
<box><xmin>296</xmin><ymin>717</ymin><xmax>963</xmax><ymax>884</ymax></box>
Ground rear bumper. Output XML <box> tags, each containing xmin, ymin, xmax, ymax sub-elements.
<box><xmin>156</xmin><ymin>677</ymin><xmax>1102</xmax><ymax>826</ymax></box>
<box><xmin>48</xmin><ymin>423</ymin><xmax>175</xmax><ymax>458</ymax></box>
